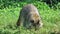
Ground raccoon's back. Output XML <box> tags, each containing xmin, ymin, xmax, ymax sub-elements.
<box><xmin>20</xmin><ymin>4</ymin><xmax>39</xmax><ymax>17</ymax></box>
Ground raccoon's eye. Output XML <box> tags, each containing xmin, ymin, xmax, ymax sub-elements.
<box><xmin>30</xmin><ymin>20</ymin><xmax>34</xmax><ymax>23</ymax></box>
<box><xmin>37</xmin><ymin>20</ymin><xmax>39</xmax><ymax>24</ymax></box>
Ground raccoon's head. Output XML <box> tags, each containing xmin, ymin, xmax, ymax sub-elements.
<box><xmin>27</xmin><ymin>13</ymin><xmax>43</xmax><ymax>30</ymax></box>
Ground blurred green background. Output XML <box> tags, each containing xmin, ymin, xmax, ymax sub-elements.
<box><xmin>0</xmin><ymin>0</ymin><xmax>60</xmax><ymax>34</ymax></box>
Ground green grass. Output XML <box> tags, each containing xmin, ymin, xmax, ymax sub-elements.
<box><xmin>0</xmin><ymin>2</ymin><xmax>60</xmax><ymax>34</ymax></box>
